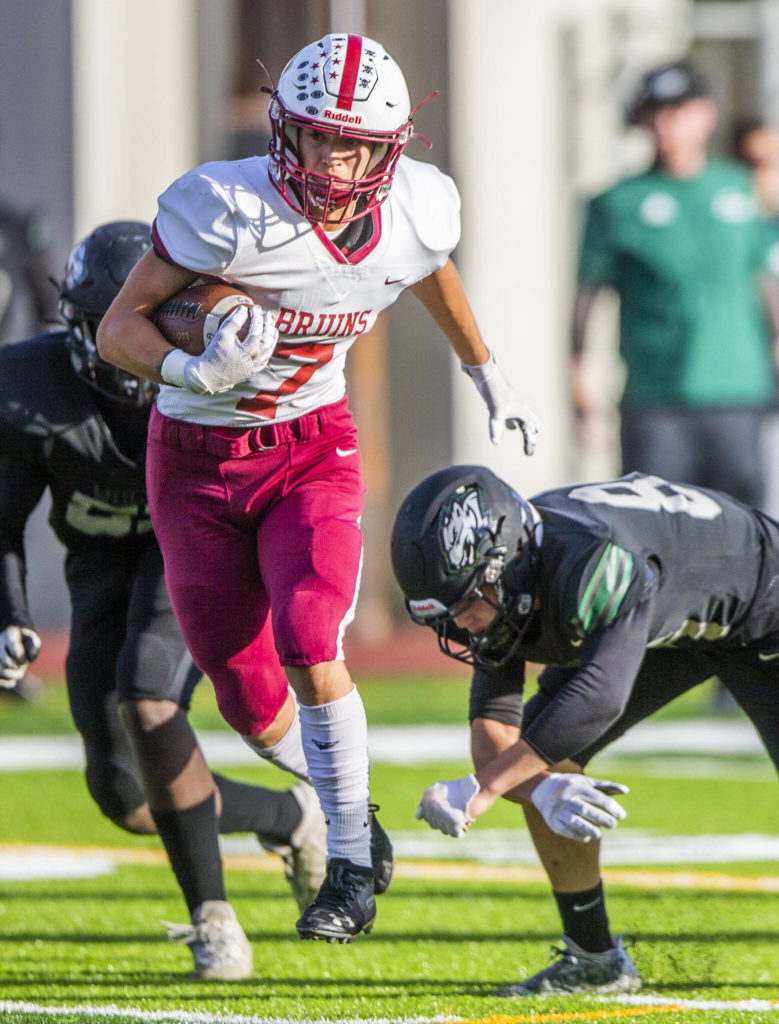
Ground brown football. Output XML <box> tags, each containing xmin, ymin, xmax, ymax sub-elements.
<box><xmin>155</xmin><ymin>282</ymin><xmax>253</xmax><ymax>356</ymax></box>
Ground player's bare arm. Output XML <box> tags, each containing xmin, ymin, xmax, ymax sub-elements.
<box><xmin>99</xmin><ymin>250</ymin><xmax>278</xmax><ymax>396</ymax></box>
<box><xmin>96</xmin><ymin>249</ymin><xmax>197</xmax><ymax>382</ymax></box>
<box><xmin>412</xmin><ymin>259</ymin><xmax>539</xmax><ymax>451</ymax></box>
<box><xmin>410</xmin><ymin>258</ymin><xmax>489</xmax><ymax>364</ymax></box>
<box><xmin>470</xmin><ymin>735</ymin><xmax>550</xmax><ymax>814</ymax></box>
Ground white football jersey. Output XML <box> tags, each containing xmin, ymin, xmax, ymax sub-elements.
<box><xmin>152</xmin><ymin>155</ymin><xmax>461</xmax><ymax>424</ymax></box>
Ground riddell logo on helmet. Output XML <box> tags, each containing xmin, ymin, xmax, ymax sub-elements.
<box><xmin>323</xmin><ymin>109</ymin><xmax>364</xmax><ymax>125</ymax></box>
<box><xmin>408</xmin><ymin>597</ymin><xmax>447</xmax><ymax>618</ymax></box>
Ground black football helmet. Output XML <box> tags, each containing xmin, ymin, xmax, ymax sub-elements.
<box><xmin>390</xmin><ymin>465</ymin><xmax>541</xmax><ymax>667</ymax></box>
<box><xmin>59</xmin><ymin>220</ymin><xmax>156</xmax><ymax>406</ymax></box>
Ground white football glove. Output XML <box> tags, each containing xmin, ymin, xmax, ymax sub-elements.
<box><xmin>531</xmin><ymin>772</ymin><xmax>628</xmax><ymax>843</ymax></box>
<box><xmin>0</xmin><ymin>625</ymin><xmax>42</xmax><ymax>687</ymax></box>
<box><xmin>416</xmin><ymin>773</ymin><xmax>480</xmax><ymax>837</ymax></box>
<box><xmin>461</xmin><ymin>350</ymin><xmax>539</xmax><ymax>453</ymax></box>
<box><xmin>161</xmin><ymin>305</ymin><xmax>278</xmax><ymax>395</ymax></box>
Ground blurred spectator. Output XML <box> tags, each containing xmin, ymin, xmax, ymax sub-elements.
<box><xmin>731</xmin><ymin>116</ymin><xmax>779</xmax><ymax>219</ymax></box>
<box><xmin>0</xmin><ymin>196</ymin><xmax>57</xmax><ymax>345</ymax></box>
<box><xmin>571</xmin><ymin>60</ymin><xmax>779</xmax><ymax>512</ymax></box>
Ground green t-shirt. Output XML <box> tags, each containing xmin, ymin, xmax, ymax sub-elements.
<box><xmin>578</xmin><ymin>159</ymin><xmax>776</xmax><ymax>407</ymax></box>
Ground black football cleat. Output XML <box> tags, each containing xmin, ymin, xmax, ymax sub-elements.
<box><xmin>296</xmin><ymin>858</ymin><xmax>376</xmax><ymax>943</ymax></box>
<box><xmin>496</xmin><ymin>936</ymin><xmax>641</xmax><ymax>997</ymax></box>
<box><xmin>368</xmin><ymin>803</ymin><xmax>394</xmax><ymax>895</ymax></box>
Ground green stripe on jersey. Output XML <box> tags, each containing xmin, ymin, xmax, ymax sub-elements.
<box><xmin>577</xmin><ymin>544</ymin><xmax>634</xmax><ymax>632</ymax></box>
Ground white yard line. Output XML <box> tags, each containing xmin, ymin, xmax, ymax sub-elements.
<box><xmin>1</xmin><ymin>841</ymin><xmax>777</xmax><ymax>890</ymax></box>
<box><xmin>0</xmin><ymin>719</ymin><xmax>768</xmax><ymax>772</ymax></box>
<box><xmin>0</xmin><ymin>1003</ymin><xmax>451</xmax><ymax>1024</ymax></box>
<box><xmin>1</xmin><ymin>996</ymin><xmax>777</xmax><ymax>1023</ymax></box>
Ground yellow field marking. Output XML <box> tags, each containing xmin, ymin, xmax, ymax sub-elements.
<box><xmin>457</xmin><ymin>1001</ymin><xmax>779</xmax><ymax>1023</ymax></box>
<box><xmin>395</xmin><ymin>859</ymin><xmax>779</xmax><ymax>892</ymax></box>
<box><xmin>1</xmin><ymin>843</ymin><xmax>778</xmax><ymax>892</ymax></box>
<box><xmin>0</xmin><ymin>841</ymin><xmax>266</xmax><ymax>871</ymax></box>
<box><xmin>458</xmin><ymin>1009</ymin><xmax>686</xmax><ymax>1024</ymax></box>
<box><xmin>0</xmin><ymin>997</ymin><xmax>776</xmax><ymax>1023</ymax></box>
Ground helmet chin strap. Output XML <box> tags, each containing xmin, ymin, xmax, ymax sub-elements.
<box><xmin>432</xmin><ymin>549</ymin><xmax>535</xmax><ymax>669</ymax></box>
<box><xmin>460</xmin><ymin>531</ymin><xmax>541</xmax><ymax>668</ymax></box>
<box><xmin>476</xmin><ymin>554</ymin><xmax>509</xmax><ymax>618</ymax></box>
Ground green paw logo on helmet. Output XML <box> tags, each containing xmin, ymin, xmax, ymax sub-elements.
<box><xmin>438</xmin><ymin>486</ymin><xmax>496</xmax><ymax>573</ymax></box>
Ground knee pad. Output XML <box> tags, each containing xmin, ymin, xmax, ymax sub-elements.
<box><xmin>205</xmin><ymin>657</ymin><xmax>289</xmax><ymax>735</ymax></box>
<box><xmin>274</xmin><ymin>586</ymin><xmax>350</xmax><ymax>664</ymax></box>
<box><xmin>85</xmin><ymin>757</ymin><xmax>146</xmax><ymax>826</ymax></box>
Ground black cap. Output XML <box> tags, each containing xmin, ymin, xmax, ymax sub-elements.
<box><xmin>627</xmin><ymin>61</ymin><xmax>711</xmax><ymax>124</ymax></box>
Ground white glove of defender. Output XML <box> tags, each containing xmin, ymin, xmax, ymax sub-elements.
<box><xmin>531</xmin><ymin>772</ymin><xmax>628</xmax><ymax>843</ymax></box>
<box><xmin>461</xmin><ymin>350</ymin><xmax>539</xmax><ymax>453</ymax></box>
<box><xmin>416</xmin><ymin>773</ymin><xmax>480</xmax><ymax>837</ymax></box>
<box><xmin>161</xmin><ymin>305</ymin><xmax>278</xmax><ymax>395</ymax></box>
<box><xmin>0</xmin><ymin>625</ymin><xmax>42</xmax><ymax>686</ymax></box>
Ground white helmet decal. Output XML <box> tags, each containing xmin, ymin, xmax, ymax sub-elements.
<box><xmin>277</xmin><ymin>34</ymin><xmax>410</xmax><ymax>131</ymax></box>
<box><xmin>267</xmin><ymin>33</ymin><xmax>417</xmax><ymax>223</ymax></box>
<box><xmin>293</xmin><ymin>38</ymin><xmax>378</xmax><ymax>124</ymax></box>
<box><xmin>439</xmin><ymin>487</ymin><xmax>494</xmax><ymax>572</ymax></box>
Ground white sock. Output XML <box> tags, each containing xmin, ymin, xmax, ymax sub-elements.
<box><xmin>244</xmin><ymin>695</ymin><xmax>310</xmax><ymax>782</ymax></box>
<box><xmin>298</xmin><ymin>685</ymin><xmax>371</xmax><ymax>867</ymax></box>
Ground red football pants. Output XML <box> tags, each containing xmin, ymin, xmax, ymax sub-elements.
<box><xmin>146</xmin><ymin>398</ymin><xmax>365</xmax><ymax>735</ymax></box>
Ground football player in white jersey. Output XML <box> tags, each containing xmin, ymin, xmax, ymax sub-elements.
<box><xmin>98</xmin><ymin>32</ymin><xmax>538</xmax><ymax>944</ymax></box>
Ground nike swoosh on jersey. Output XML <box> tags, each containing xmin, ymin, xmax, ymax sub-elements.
<box><xmin>336</xmin><ymin>447</ymin><xmax>358</xmax><ymax>457</ymax></box>
<box><xmin>312</xmin><ymin>739</ymin><xmax>339</xmax><ymax>750</ymax></box>
<box><xmin>384</xmin><ymin>276</ymin><xmax>408</xmax><ymax>285</ymax></box>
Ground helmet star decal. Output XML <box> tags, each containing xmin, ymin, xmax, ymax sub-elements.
<box><xmin>438</xmin><ymin>486</ymin><xmax>495</xmax><ymax>573</ymax></box>
<box><xmin>267</xmin><ymin>33</ymin><xmax>418</xmax><ymax>224</ymax></box>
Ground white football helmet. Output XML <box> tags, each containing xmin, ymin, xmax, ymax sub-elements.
<box><xmin>268</xmin><ymin>33</ymin><xmax>416</xmax><ymax>224</ymax></box>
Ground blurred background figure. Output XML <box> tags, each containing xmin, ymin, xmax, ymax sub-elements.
<box><xmin>0</xmin><ymin>120</ymin><xmax>58</xmax><ymax>345</ymax></box>
<box><xmin>731</xmin><ymin>115</ymin><xmax>779</xmax><ymax>221</ymax></box>
<box><xmin>0</xmin><ymin>195</ymin><xmax>57</xmax><ymax>346</ymax></box>
<box><xmin>571</xmin><ymin>60</ymin><xmax>779</xmax><ymax>513</ymax></box>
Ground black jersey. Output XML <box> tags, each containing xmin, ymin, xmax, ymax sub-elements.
<box><xmin>0</xmin><ymin>333</ymin><xmax>153</xmax><ymax>624</ymax></box>
<box><xmin>507</xmin><ymin>473</ymin><xmax>779</xmax><ymax>666</ymax></box>
<box><xmin>471</xmin><ymin>473</ymin><xmax>779</xmax><ymax>766</ymax></box>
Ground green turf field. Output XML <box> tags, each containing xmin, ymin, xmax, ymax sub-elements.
<box><xmin>0</xmin><ymin>674</ymin><xmax>776</xmax><ymax>1024</ymax></box>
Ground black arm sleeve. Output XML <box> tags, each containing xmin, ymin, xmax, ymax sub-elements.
<box><xmin>520</xmin><ymin>596</ymin><xmax>654</xmax><ymax>765</ymax></box>
<box><xmin>0</xmin><ymin>457</ymin><xmax>48</xmax><ymax>628</ymax></box>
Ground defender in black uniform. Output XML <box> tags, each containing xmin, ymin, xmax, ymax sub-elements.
<box><xmin>391</xmin><ymin>466</ymin><xmax>779</xmax><ymax>997</ymax></box>
<box><xmin>0</xmin><ymin>222</ymin><xmax>329</xmax><ymax>979</ymax></box>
